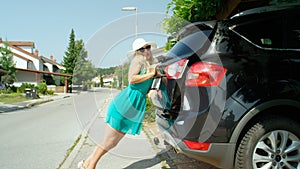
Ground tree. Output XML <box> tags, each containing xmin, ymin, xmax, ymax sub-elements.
<box><xmin>72</xmin><ymin>39</ymin><xmax>97</xmax><ymax>85</ymax></box>
<box><xmin>0</xmin><ymin>41</ymin><xmax>16</xmax><ymax>85</ymax></box>
<box><xmin>97</xmin><ymin>67</ymin><xmax>117</xmax><ymax>76</ymax></box>
<box><xmin>100</xmin><ymin>76</ymin><xmax>104</xmax><ymax>87</ymax></box>
<box><xmin>114</xmin><ymin>62</ymin><xmax>129</xmax><ymax>89</ymax></box>
<box><xmin>163</xmin><ymin>0</ymin><xmax>291</xmax><ymax>39</ymax></box>
<box><xmin>62</xmin><ymin>29</ymin><xmax>77</xmax><ymax>84</ymax></box>
<box><xmin>74</xmin><ymin>61</ymin><xmax>96</xmax><ymax>83</ymax></box>
<box><xmin>62</xmin><ymin>29</ymin><xmax>98</xmax><ymax>87</ymax></box>
<box><xmin>163</xmin><ymin>0</ymin><xmax>274</xmax><ymax>49</ymax></box>
<box><xmin>73</xmin><ymin>60</ymin><xmax>97</xmax><ymax>85</ymax></box>
<box><xmin>163</xmin><ymin>0</ymin><xmax>227</xmax><ymax>36</ymax></box>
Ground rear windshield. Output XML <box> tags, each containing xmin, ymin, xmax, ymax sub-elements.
<box><xmin>166</xmin><ymin>30</ymin><xmax>212</xmax><ymax>60</ymax></box>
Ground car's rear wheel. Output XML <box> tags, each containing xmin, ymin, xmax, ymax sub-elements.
<box><xmin>235</xmin><ymin>117</ymin><xmax>300</xmax><ymax>169</ymax></box>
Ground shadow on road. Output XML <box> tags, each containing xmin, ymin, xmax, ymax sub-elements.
<box><xmin>123</xmin><ymin>148</ymin><xmax>220</xmax><ymax>169</ymax></box>
<box><xmin>0</xmin><ymin>104</ymin><xmax>26</xmax><ymax>113</ymax></box>
<box><xmin>123</xmin><ymin>150</ymin><xmax>177</xmax><ymax>169</ymax></box>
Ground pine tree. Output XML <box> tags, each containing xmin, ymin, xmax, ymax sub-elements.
<box><xmin>62</xmin><ymin>29</ymin><xmax>77</xmax><ymax>84</ymax></box>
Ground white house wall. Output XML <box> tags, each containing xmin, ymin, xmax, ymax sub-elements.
<box><xmin>103</xmin><ymin>77</ymin><xmax>114</xmax><ymax>83</ymax></box>
<box><xmin>44</xmin><ymin>63</ymin><xmax>53</xmax><ymax>72</ymax></box>
<box><xmin>18</xmin><ymin>46</ymin><xmax>33</xmax><ymax>54</ymax></box>
<box><xmin>14</xmin><ymin>57</ymin><xmax>28</xmax><ymax>69</ymax></box>
<box><xmin>9</xmin><ymin>47</ymin><xmax>39</xmax><ymax>70</ymax></box>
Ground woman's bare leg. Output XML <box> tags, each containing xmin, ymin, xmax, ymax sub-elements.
<box><xmin>83</xmin><ymin>124</ymin><xmax>125</xmax><ymax>169</ymax></box>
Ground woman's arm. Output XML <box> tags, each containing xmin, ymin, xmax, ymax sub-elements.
<box><xmin>129</xmin><ymin>71</ymin><xmax>155</xmax><ymax>84</ymax></box>
<box><xmin>128</xmin><ymin>56</ymin><xmax>156</xmax><ymax>84</ymax></box>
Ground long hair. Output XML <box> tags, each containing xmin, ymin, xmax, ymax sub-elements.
<box><xmin>133</xmin><ymin>52</ymin><xmax>151</xmax><ymax>71</ymax></box>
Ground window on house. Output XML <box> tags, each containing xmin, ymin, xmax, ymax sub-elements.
<box><xmin>43</xmin><ymin>64</ymin><xmax>49</xmax><ymax>72</ymax></box>
<box><xmin>27</xmin><ymin>61</ymin><xmax>35</xmax><ymax>69</ymax></box>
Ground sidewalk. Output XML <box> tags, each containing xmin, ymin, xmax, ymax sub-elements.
<box><xmin>0</xmin><ymin>93</ymin><xmax>75</xmax><ymax>113</ymax></box>
<box><xmin>60</xmin><ymin>95</ymin><xmax>215</xmax><ymax>169</ymax></box>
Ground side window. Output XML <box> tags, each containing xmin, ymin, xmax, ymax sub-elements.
<box><xmin>285</xmin><ymin>9</ymin><xmax>300</xmax><ymax>49</ymax></box>
<box><xmin>233</xmin><ymin>14</ymin><xmax>284</xmax><ymax>49</ymax></box>
<box><xmin>27</xmin><ymin>61</ymin><xmax>35</xmax><ymax>70</ymax></box>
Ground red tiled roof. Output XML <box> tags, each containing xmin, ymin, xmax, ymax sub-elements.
<box><xmin>12</xmin><ymin>51</ymin><xmax>33</xmax><ymax>62</ymax></box>
<box><xmin>40</xmin><ymin>56</ymin><xmax>62</xmax><ymax>66</ymax></box>
<box><xmin>103</xmin><ymin>74</ymin><xmax>115</xmax><ymax>79</ymax></box>
<box><xmin>9</xmin><ymin>45</ymin><xmax>40</xmax><ymax>59</ymax></box>
<box><xmin>8</xmin><ymin>41</ymin><xmax>35</xmax><ymax>47</ymax></box>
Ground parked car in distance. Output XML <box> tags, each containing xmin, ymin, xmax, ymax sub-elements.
<box><xmin>150</xmin><ymin>2</ymin><xmax>300</xmax><ymax>169</ymax></box>
<box><xmin>0</xmin><ymin>82</ymin><xmax>6</xmax><ymax>90</ymax></box>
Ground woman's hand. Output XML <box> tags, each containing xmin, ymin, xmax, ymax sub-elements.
<box><xmin>148</xmin><ymin>63</ymin><xmax>159</xmax><ymax>76</ymax></box>
<box><xmin>148</xmin><ymin>67</ymin><xmax>156</xmax><ymax>76</ymax></box>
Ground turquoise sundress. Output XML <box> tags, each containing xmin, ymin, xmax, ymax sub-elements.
<box><xmin>105</xmin><ymin>65</ymin><xmax>153</xmax><ymax>135</ymax></box>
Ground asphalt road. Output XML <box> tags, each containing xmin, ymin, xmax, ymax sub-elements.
<box><xmin>0</xmin><ymin>97</ymin><xmax>81</xmax><ymax>169</ymax></box>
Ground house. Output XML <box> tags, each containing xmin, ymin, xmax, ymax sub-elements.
<box><xmin>0</xmin><ymin>38</ymin><xmax>71</xmax><ymax>93</ymax></box>
<box><xmin>91</xmin><ymin>76</ymin><xmax>101</xmax><ymax>85</ymax></box>
<box><xmin>103</xmin><ymin>74</ymin><xmax>115</xmax><ymax>87</ymax></box>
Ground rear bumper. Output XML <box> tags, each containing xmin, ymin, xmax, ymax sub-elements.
<box><xmin>156</xmin><ymin>115</ymin><xmax>236</xmax><ymax>169</ymax></box>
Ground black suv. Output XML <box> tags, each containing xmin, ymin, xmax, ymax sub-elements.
<box><xmin>150</xmin><ymin>2</ymin><xmax>300</xmax><ymax>169</ymax></box>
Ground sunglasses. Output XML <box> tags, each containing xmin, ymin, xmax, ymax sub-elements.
<box><xmin>138</xmin><ymin>45</ymin><xmax>151</xmax><ymax>53</ymax></box>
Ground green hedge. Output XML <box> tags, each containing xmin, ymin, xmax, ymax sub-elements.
<box><xmin>18</xmin><ymin>83</ymin><xmax>35</xmax><ymax>93</ymax></box>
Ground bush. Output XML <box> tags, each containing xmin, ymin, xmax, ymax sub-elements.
<box><xmin>47</xmin><ymin>90</ymin><xmax>54</xmax><ymax>95</ymax></box>
<box><xmin>37</xmin><ymin>82</ymin><xmax>47</xmax><ymax>95</ymax></box>
<box><xmin>18</xmin><ymin>83</ymin><xmax>35</xmax><ymax>93</ymax></box>
<box><xmin>0</xmin><ymin>90</ymin><xmax>6</xmax><ymax>94</ymax></box>
<box><xmin>8</xmin><ymin>85</ymin><xmax>18</xmax><ymax>93</ymax></box>
<box><xmin>5</xmin><ymin>87</ymin><xmax>13</xmax><ymax>94</ymax></box>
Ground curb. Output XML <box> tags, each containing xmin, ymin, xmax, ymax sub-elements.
<box><xmin>0</xmin><ymin>94</ymin><xmax>71</xmax><ymax>113</ymax></box>
<box><xmin>25</xmin><ymin>95</ymin><xmax>71</xmax><ymax>108</ymax></box>
<box><xmin>25</xmin><ymin>98</ymin><xmax>54</xmax><ymax>108</ymax></box>
<box><xmin>59</xmin><ymin>131</ymin><xmax>88</xmax><ymax>169</ymax></box>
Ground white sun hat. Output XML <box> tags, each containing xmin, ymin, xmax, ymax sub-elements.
<box><xmin>127</xmin><ymin>38</ymin><xmax>157</xmax><ymax>56</ymax></box>
<box><xmin>132</xmin><ymin>38</ymin><xmax>157</xmax><ymax>51</ymax></box>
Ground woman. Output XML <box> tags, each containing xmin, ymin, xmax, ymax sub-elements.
<box><xmin>78</xmin><ymin>38</ymin><xmax>158</xmax><ymax>169</ymax></box>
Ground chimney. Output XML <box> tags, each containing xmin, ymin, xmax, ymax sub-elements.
<box><xmin>50</xmin><ymin>55</ymin><xmax>53</xmax><ymax>61</ymax></box>
<box><xmin>0</xmin><ymin>38</ymin><xmax>2</xmax><ymax>43</ymax></box>
<box><xmin>34</xmin><ymin>49</ymin><xmax>39</xmax><ymax>56</ymax></box>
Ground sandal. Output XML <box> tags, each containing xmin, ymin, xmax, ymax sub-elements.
<box><xmin>77</xmin><ymin>160</ymin><xmax>88</xmax><ymax>169</ymax></box>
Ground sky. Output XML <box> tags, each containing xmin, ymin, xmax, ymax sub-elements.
<box><xmin>1</xmin><ymin>0</ymin><xmax>172</xmax><ymax>68</ymax></box>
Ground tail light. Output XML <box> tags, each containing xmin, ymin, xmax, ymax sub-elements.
<box><xmin>165</xmin><ymin>58</ymin><xmax>189</xmax><ymax>79</ymax></box>
<box><xmin>183</xmin><ymin>140</ymin><xmax>211</xmax><ymax>151</ymax></box>
<box><xmin>186</xmin><ymin>62</ymin><xmax>226</xmax><ymax>86</ymax></box>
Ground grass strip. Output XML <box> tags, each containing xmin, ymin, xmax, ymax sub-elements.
<box><xmin>57</xmin><ymin>134</ymin><xmax>82</xmax><ymax>169</ymax></box>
